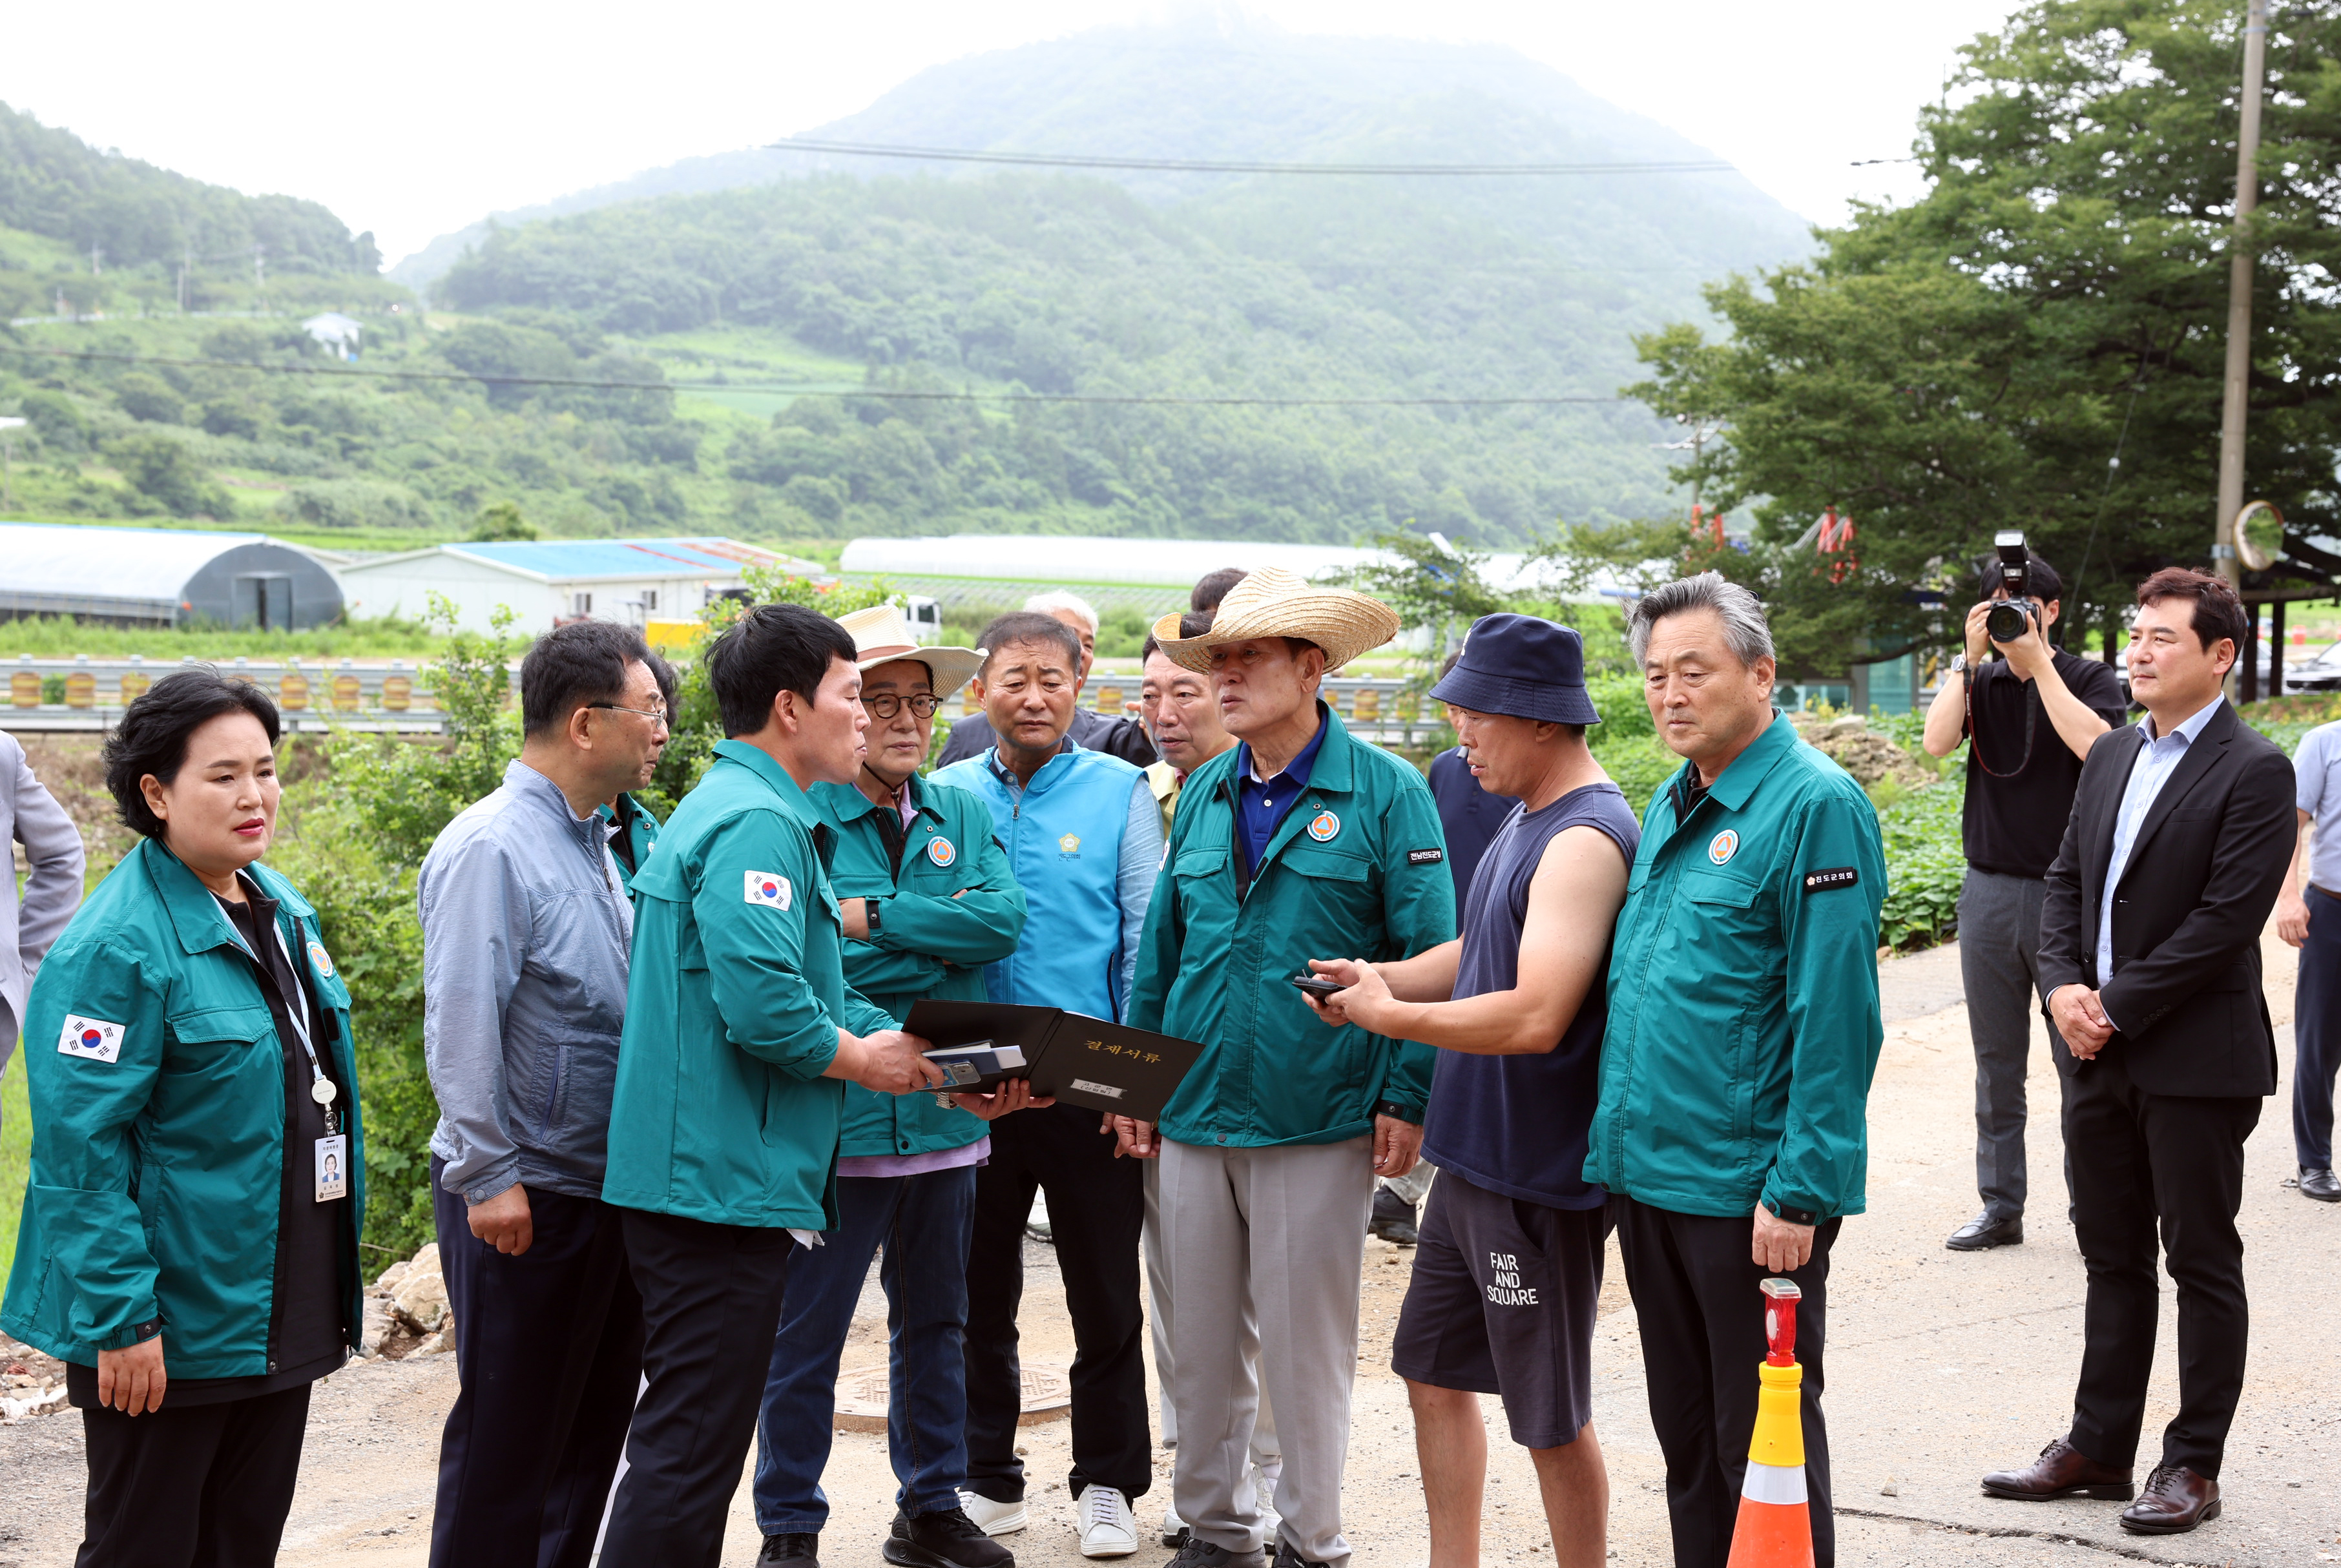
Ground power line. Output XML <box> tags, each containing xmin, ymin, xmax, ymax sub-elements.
<box><xmin>766</xmin><ymin>136</ymin><xmax>1736</xmax><ymax>178</ymax></box>
<box><xmin>9</xmin><ymin>346</ymin><xmax>1623</xmax><ymax>409</ymax></box>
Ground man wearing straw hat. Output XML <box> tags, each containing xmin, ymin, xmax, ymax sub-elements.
<box><xmin>753</xmin><ymin>604</ymin><xmax>1041</xmax><ymax>1568</ymax></box>
<box><xmin>1119</xmin><ymin>569</ymin><xmax>1455</xmax><ymax>1568</ymax></box>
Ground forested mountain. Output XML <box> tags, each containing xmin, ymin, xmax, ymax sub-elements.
<box><xmin>0</xmin><ymin>21</ymin><xmax>1815</xmax><ymax>548</ymax></box>
<box><xmin>393</xmin><ymin>22</ymin><xmax>1806</xmax><ymax>295</ymax></box>
<box><xmin>404</xmin><ymin>20</ymin><xmax>1813</xmax><ymax>543</ymax></box>
<box><xmin>0</xmin><ymin>101</ymin><xmax>380</xmax><ymax>310</ymax></box>
<box><xmin>436</xmin><ymin>172</ymin><xmax>1678</xmax><ymax>542</ymax></box>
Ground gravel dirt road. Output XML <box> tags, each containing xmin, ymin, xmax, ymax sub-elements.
<box><xmin>1</xmin><ymin>930</ymin><xmax>2333</xmax><ymax>1567</ymax></box>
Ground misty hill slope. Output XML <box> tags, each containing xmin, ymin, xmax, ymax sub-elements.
<box><xmin>392</xmin><ymin>19</ymin><xmax>1810</xmax><ymax>293</ymax></box>
<box><xmin>0</xmin><ymin>100</ymin><xmax>380</xmax><ymax>292</ymax></box>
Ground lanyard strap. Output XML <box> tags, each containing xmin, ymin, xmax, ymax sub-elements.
<box><xmin>220</xmin><ymin>895</ymin><xmax>337</xmax><ymax>1133</ymax></box>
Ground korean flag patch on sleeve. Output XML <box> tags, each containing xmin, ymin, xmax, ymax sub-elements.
<box><xmin>744</xmin><ymin>871</ymin><xmax>793</xmax><ymax>911</ymax></box>
<box><xmin>59</xmin><ymin>1014</ymin><xmax>127</xmax><ymax>1064</ymax></box>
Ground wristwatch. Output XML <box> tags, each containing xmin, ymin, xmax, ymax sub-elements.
<box><xmin>1950</xmin><ymin>652</ymin><xmax>1972</xmax><ymax>688</ymax></box>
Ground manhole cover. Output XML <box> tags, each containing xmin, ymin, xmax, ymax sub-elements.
<box><xmin>834</xmin><ymin>1365</ymin><xmax>1070</xmax><ymax>1432</ymax></box>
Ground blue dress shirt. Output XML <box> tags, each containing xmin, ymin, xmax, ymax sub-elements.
<box><xmin>2090</xmin><ymin>694</ymin><xmax>2225</xmax><ymax>1028</ymax></box>
<box><xmin>1234</xmin><ymin>714</ymin><xmax>1329</xmax><ymax>876</ymax></box>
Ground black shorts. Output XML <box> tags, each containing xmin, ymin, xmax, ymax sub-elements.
<box><xmin>1389</xmin><ymin>1169</ymin><xmax>1606</xmax><ymax>1450</ymax></box>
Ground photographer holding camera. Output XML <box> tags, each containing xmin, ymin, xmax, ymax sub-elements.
<box><xmin>1922</xmin><ymin>537</ymin><xmax>2129</xmax><ymax>1252</ymax></box>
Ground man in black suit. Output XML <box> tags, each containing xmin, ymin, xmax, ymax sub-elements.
<box><xmin>1982</xmin><ymin>567</ymin><xmax>2293</xmax><ymax>1536</ymax></box>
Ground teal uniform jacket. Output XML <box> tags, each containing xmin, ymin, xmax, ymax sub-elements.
<box><xmin>1587</xmin><ymin>713</ymin><xmax>1888</xmax><ymax>1221</ymax></box>
<box><xmin>809</xmin><ymin>774</ymin><xmax>1026</xmax><ymax>1159</ymax></box>
<box><xmin>601</xmin><ymin>740</ymin><xmax>895</xmax><ymax>1230</ymax></box>
<box><xmin>599</xmin><ymin>790</ymin><xmax>662</xmax><ymax>905</ymax></box>
<box><xmin>1129</xmin><ymin>705</ymin><xmax>1454</xmax><ymax>1147</ymax></box>
<box><xmin>2</xmin><ymin>840</ymin><xmax>366</xmax><ymax>1372</ymax></box>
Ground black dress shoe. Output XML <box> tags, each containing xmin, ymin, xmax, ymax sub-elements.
<box><xmin>1946</xmin><ymin>1212</ymin><xmax>2024</xmax><ymax>1251</ymax></box>
<box><xmin>2121</xmin><ymin>1465</ymin><xmax>2220</xmax><ymax>1534</ymax></box>
<box><xmin>2301</xmin><ymin>1166</ymin><xmax>2341</xmax><ymax>1202</ymax></box>
<box><xmin>886</xmin><ymin>1509</ymin><xmax>1017</xmax><ymax>1568</ymax></box>
<box><xmin>760</xmin><ymin>1534</ymin><xmax>821</xmax><ymax>1567</ymax></box>
<box><xmin>1981</xmin><ymin>1438</ymin><xmax>2134</xmax><ymax>1501</ymax></box>
<box><xmin>1369</xmin><ymin>1188</ymin><xmax>1419</xmax><ymax>1246</ymax></box>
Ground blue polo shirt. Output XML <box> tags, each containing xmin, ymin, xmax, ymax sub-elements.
<box><xmin>1234</xmin><ymin>716</ymin><xmax>1329</xmax><ymax>875</ymax></box>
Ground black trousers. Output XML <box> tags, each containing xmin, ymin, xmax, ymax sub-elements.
<box><xmin>964</xmin><ymin>1100</ymin><xmax>1150</xmax><ymax>1502</ymax></box>
<box><xmin>599</xmin><ymin>1207</ymin><xmax>798</xmax><ymax>1568</ymax></box>
<box><xmin>428</xmin><ymin>1163</ymin><xmax>645</xmax><ymax>1568</ymax></box>
<box><xmin>1612</xmin><ymin>1196</ymin><xmax>1838</xmax><ymax>1568</ymax></box>
<box><xmin>2063</xmin><ymin>1058</ymin><xmax>2261</xmax><ymax>1476</ymax></box>
<box><xmin>78</xmin><ymin>1381</ymin><xmax>311</xmax><ymax>1567</ymax></box>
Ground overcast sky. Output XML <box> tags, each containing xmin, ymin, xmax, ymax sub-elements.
<box><xmin>4</xmin><ymin>1</ymin><xmax>2023</xmax><ymax>265</ymax></box>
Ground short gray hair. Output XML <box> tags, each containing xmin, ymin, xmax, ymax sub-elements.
<box><xmin>1023</xmin><ymin>590</ymin><xmax>1099</xmax><ymax>632</ymax></box>
<box><xmin>1628</xmin><ymin>572</ymin><xmax>1774</xmax><ymax>667</ymax></box>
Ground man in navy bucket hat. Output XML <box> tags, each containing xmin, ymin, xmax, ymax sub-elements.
<box><xmin>1300</xmin><ymin>612</ymin><xmax>1641</xmax><ymax>1568</ymax></box>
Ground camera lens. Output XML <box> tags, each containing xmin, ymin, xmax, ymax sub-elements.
<box><xmin>1986</xmin><ymin>601</ymin><xmax>2030</xmax><ymax>643</ymax></box>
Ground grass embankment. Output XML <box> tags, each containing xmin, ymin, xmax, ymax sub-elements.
<box><xmin>1</xmin><ymin>612</ymin><xmax>448</xmax><ymax>661</ymax></box>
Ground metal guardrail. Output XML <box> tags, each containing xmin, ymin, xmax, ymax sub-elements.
<box><xmin>1</xmin><ymin>658</ymin><xmax>1443</xmax><ymax>748</ymax></box>
<box><xmin>4</xmin><ymin>655</ymin><xmax>459</xmax><ymax>733</ymax></box>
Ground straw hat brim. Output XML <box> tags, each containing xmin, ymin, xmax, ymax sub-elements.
<box><xmin>857</xmin><ymin>644</ymin><xmax>986</xmax><ymax>699</ymax></box>
<box><xmin>1149</xmin><ymin>590</ymin><xmax>1401</xmax><ymax>676</ymax></box>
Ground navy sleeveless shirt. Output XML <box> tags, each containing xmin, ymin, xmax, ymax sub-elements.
<box><xmin>1419</xmin><ymin>780</ymin><xmax>1641</xmax><ymax>1210</ymax></box>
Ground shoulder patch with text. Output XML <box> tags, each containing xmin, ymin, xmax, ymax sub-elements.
<box><xmin>1803</xmin><ymin>866</ymin><xmax>1859</xmax><ymax>894</ymax></box>
<box><xmin>744</xmin><ymin>871</ymin><xmax>794</xmax><ymax>911</ymax></box>
<box><xmin>59</xmin><ymin>1014</ymin><xmax>126</xmax><ymax>1063</ymax></box>
<box><xmin>1408</xmin><ymin>848</ymin><xmax>1445</xmax><ymax>865</ymax></box>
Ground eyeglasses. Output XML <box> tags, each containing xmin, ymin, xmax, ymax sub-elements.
<box><xmin>588</xmin><ymin>702</ymin><xmax>669</xmax><ymax>723</ymax></box>
<box><xmin>863</xmin><ymin>694</ymin><xmax>941</xmax><ymax>719</ymax></box>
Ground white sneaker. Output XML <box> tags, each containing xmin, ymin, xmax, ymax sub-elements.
<box><xmin>1160</xmin><ymin>1499</ymin><xmax>1189</xmax><ymax>1547</ymax></box>
<box><xmin>1251</xmin><ymin>1459</ymin><xmax>1282</xmax><ymax>1520</ymax></box>
<box><xmin>1077</xmin><ymin>1486</ymin><xmax>1139</xmax><ymax>1558</ymax></box>
<box><xmin>957</xmin><ymin>1489</ymin><xmax>1029</xmax><ymax>1536</ymax></box>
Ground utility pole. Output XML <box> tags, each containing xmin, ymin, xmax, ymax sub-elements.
<box><xmin>2212</xmin><ymin>0</ymin><xmax>2269</xmax><ymax>592</ymax></box>
<box><xmin>180</xmin><ymin>244</ymin><xmax>192</xmax><ymax>311</ymax></box>
<box><xmin>254</xmin><ymin>242</ymin><xmax>266</xmax><ymax>296</ymax></box>
<box><xmin>89</xmin><ymin>242</ymin><xmax>103</xmax><ymax>275</ymax></box>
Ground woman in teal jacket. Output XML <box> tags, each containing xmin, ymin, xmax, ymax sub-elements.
<box><xmin>1</xmin><ymin>670</ymin><xmax>364</xmax><ymax>1562</ymax></box>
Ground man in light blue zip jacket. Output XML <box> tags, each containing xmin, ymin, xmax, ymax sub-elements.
<box><xmin>930</xmin><ymin>610</ymin><xmax>1163</xmax><ymax>1556</ymax></box>
<box><xmin>418</xmin><ymin>621</ymin><xmax>671</xmax><ymax>1568</ymax></box>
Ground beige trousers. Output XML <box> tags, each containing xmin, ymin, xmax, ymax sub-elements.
<box><xmin>1157</xmin><ymin>1136</ymin><xmax>1375</xmax><ymax>1565</ymax></box>
<box><xmin>1145</xmin><ymin>1160</ymin><xmax>1280</xmax><ymax>1461</ymax></box>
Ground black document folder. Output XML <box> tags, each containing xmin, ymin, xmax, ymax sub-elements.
<box><xmin>904</xmin><ymin>1000</ymin><xmax>1207</xmax><ymax>1122</ymax></box>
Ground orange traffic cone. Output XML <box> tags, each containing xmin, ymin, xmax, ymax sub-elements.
<box><xmin>1724</xmin><ymin>1277</ymin><xmax>1815</xmax><ymax>1568</ymax></box>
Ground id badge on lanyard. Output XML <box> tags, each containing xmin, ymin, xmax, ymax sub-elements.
<box><xmin>230</xmin><ymin>904</ymin><xmax>348</xmax><ymax>1203</ymax></box>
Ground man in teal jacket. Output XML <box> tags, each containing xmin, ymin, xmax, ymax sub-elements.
<box><xmin>754</xmin><ymin>604</ymin><xmax>1031</xmax><ymax>1568</ymax></box>
<box><xmin>1586</xmin><ymin>573</ymin><xmax>1885</xmax><ymax>1568</ymax></box>
<box><xmin>598</xmin><ymin>603</ymin><xmax>948</xmax><ymax>1568</ymax></box>
<box><xmin>1123</xmin><ymin>569</ymin><xmax>1451</xmax><ymax>1568</ymax></box>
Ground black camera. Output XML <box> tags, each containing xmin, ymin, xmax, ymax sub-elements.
<box><xmin>1984</xmin><ymin>531</ymin><xmax>2041</xmax><ymax>644</ymax></box>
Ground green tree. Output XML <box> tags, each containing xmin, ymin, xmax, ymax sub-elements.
<box><xmin>646</xmin><ymin>568</ymin><xmax>895</xmax><ymax>810</ymax></box>
<box><xmin>466</xmin><ymin>499</ymin><xmax>539</xmax><ymax>541</ymax></box>
<box><xmin>113</xmin><ymin>372</ymin><xmax>183</xmax><ymax>424</ymax></box>
<box><xmin>1627</xmin><ymin>0</ymin><xmax>2341</xmax><ymax>671</ymax></box>
<box><xmin>101</xmin><ymin>430</ymin><xmax>229</xmax><ymax>517</ymax></box>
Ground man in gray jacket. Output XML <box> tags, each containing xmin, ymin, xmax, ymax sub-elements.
<box><xmin>419</xmin><ymin>621</ymin><xmax>669</xmax><ymax>1568</ymax></box>
<box><xmin>1</xmin><ymin>728</ymin><xmax>84</xmax><ymax>1095</ymax></box>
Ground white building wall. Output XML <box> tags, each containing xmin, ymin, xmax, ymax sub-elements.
<box><xmin>339</xmin><ymin>557</ymin><xmax>747</xmax><ymax>637</ymax></box>
<box><xmin>339</xmin><ymin>555</ymin><xmax>559</xmax><ymax>637</ymax></box>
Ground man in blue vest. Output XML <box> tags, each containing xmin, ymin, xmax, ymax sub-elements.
<box><xmin>931</xmin><ymin>610</ymin><xmax>1164</xmax><ymax>1560</ymax></box>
